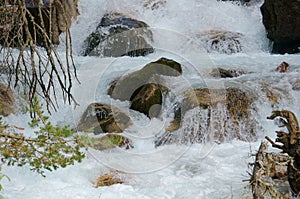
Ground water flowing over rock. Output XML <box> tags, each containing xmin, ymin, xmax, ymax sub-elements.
<box><xmin>196</xmin><ymin>30</ymin><xmax>244</xmax><ymax>54</ymax></box>
<box><xmin>0</xmin><ymin>84</ymin><xmax>15</xmax><ymax>116</ymax></box>
<box><xmin>261</xmin><ymin>0</ymin><xmax>300</xmax><ymax>54</ymax></box>
<box><xmin>155</xmin><ymin>87</ymin><xmax>258</xmax><ymax>146</ymax></box>
<box><xmin>81</xmin><ymin>12</ymin><xmax>154</xmax><ymax>57</ymax></box>
<box><xmin>77</xmin><ymin>103</ymin><xmax>132</xmax><ymax>134</ymax></box>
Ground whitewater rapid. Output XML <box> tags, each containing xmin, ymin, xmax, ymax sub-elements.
<box><xmin>2</xmin><ymin>0</ymin><xmax>300</xmax><ymax>198</ymax></box>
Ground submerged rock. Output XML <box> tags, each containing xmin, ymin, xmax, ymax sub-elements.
<box><xmin>143</xmin><ymin>0</ymin><xmax>167</xmax><ymax>10</ymax></box>
<box><xmin>156</xmin><ymin>87</ymin><xmax>258</xmax><ymax>146</ymax></box>
<box><xmin>77</xmin><ymin>103</ymin><xmax>132</xmax><ymax>134</ymax></box>
<box><xmin>275</xmin><ymin>62</ymin><xmax>289</xmax><ymax>73</ymax></box>
<box><xmin>0</xmin><ymin>84</ymin><xmax>15</xmax><ymax>116</ymax></box>
<box><xmin>291</xmin><ymin>79</ymin><xmax>300</xmax><ymax>91</ymax></box>
<box><xmin>261</xmin><ymin>0</ymin><xmax>300</xmax><ymax>54</ymax></box>
<box><xmin>210</xmin><ymin>67</ymin><xmax>245</xmax><ymax>78</ymax></box>
<box><xmin>82</xmin><ymin>12</ymin><xmax>154</xmax><ymax>57</ymax></box>
<box><xmin>88</xmin><ymin>134</ymin><xmax>133</xmax><ymax>151</ymax></box>
<box><xmin>196</xmin><ymin>30</ymin><xmax>244</xmax><ymax>54</ymax></box>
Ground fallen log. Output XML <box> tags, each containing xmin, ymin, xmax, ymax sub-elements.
<box><xmin>266</xmin><ymin>110</ymin><xmax>300</xmax><ymax>196</ymax></box>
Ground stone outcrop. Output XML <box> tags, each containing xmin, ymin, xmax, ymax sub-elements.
<box><xmin>261</xmin><ymin>0</ymin><xmax>300</xmax><ymax>54</ymax></box>
<box><xmin>82</xmin><ymin>12</ymin><xmax>154</xmax><ymax>57</ymax></box>
<box><xmin>77</xmin><ymin>103</ymin><xmax>132</xmax><ymax>134</ymax></box>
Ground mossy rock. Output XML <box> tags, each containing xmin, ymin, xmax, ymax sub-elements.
<box><xmin>77</xmin><ymin>103</ymin><xmax>132</xmax><ymax>134</ymax></box>
<box><xmin>89</xmin><ymin>134</ymin><xmax>133</xmax><ymax>151</ymax></box>
<box><xmin>82</xmin><ymin>12</ymin><xmax>154</xmax><ymax>57</ymax></box>
<box><xmin>0</xmin><ymin>84</ymin><xmax>15</xmax><ymax>116</ymax></box>
<box><xmin>196</xmin><ymin>30</ymin><xmax>244</xmax><ymax>54</ymax></box>
<box><xmin>108</xmin><ymin>57</ymin><xmax>182</xmax><ymax>101</ymax></box>
<box><xmin>130</xmin><ymin>83</ymin><xmax>167</xmax><ymax>118</ymax></box>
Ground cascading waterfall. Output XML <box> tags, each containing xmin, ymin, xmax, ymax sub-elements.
<box><xmin>2</xmin><ymin>0</ymin><xmax>300</xmax><ymax>198</ymax></box>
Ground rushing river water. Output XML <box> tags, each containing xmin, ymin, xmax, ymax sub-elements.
<box><xmin>2</xmin><ymin>0</ymin><xmax>300</xmax><ymax>198</ymax></box>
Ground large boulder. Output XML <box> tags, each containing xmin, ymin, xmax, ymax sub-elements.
<box><xmin>156</xmin><ymin>87</ymin><xmax>258</xmax><ymax>146</ymax></box>
<box><xmin>108</xmin><ymin>57</ymin><xmax>182</xmax><ymax>101</ymax></box>
<box><xmin>196</xmin><ymin>30</ymin><xmax>244</xmax><ymax>54</ymax></box>
<box><xmin>82</xmin><ymin>12</ymin><xmax>154</xmax><ymax>57</ymax></box>
<box><xmin>77</xmin><ymin>103</ymin><xmax>132</xmax><ymax>134</ymax></box>
<box><xmin>0</xmin><ymin>84</ymin><xmax>15</xmax><ymax>116</ymax></box>
<box><xmin>261</xmin><ymin>0</ymin><xmax>300</xmax><ymax>54</ymax></box>
<box><xmin>108</xmin><ymin>57</ymin><xmax>182</xmax><ymax>117</ymax></box>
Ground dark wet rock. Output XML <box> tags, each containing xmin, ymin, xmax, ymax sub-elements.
<box><xmin>77</xmin><ymin>103</ymin><xmax>132</xmax><ymax>134</ymax></box>
<box><xmin>130</xmin><ymin>83</ymin><xmax>167</xmax><ymax>118</ymax></box>
<box><xmin>82</xmin><ymin>12</ymin><xmax>154</xmax><ymax>57</ymax></box>
<box><xmin>261</xmin><ymin>0</ymin><xmax>300</xmax><ymax>54</ymax></box>
<box><xmin>275</xmin><ymin>62</ymin><xmax>289</xmax><ymax>73</ymax></box>
<box><xmin>210</xmin><ymin>67</ymin><xmax>245</xmax><ymax>78</ymax></box>
<box><xmin>196</xmin><ymin>30</ymin><xmax>244</xmax><ymax>54</ymax></box>
<box><xmin>0</xmin><ymin>84</ymin><xmax>15</xmax><ymax>116</ymax></box>
<box><xmin>108</xmin><ymin>57</ymin><xmax>182</xmax><ymax>102</ymax></box>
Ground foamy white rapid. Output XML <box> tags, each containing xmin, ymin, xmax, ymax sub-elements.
<box><xmin>2</xmin><ymin>0</ymin><xmax>300</xmax><ymax>198</ymax></box>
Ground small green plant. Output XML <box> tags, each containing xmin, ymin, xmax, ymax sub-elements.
<box><xmin>0</xmin><ymin>97</ymin><xmax>86</xmax><ymax>177</ymax></box>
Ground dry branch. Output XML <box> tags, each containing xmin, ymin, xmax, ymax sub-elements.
<box><xmin>250</xmin><ymin>140</ymin><xmax>269</xmax><ymax>199</ymax></box>
<box><xmin>266</xmin><ymin>110</ymin><xmax>300</xmax><ymax>196</ymax></box>
<box><xmin>0</xmin><ymin>0</ymin><xmax>79</xmax><ymax>114</ymax></box>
